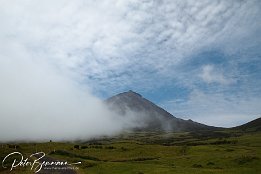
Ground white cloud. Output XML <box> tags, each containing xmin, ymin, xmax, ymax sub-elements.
<box><xmin>199</xmin><ymin>65</ymin><xmax>235</xmax><ymax>85</ymax></box>
<box><xmin>1</xmin><ymin>0</ymin><xmax>260</xmax><ymax>92</ymax></box>
<box><xmin>163</xmin><ymin>90</ymin><xmax>261</xmax><ymax>127</ymax></box>
<box><xmin>0</xmin><ymin>0</ymin><xmax>142</xmax><ymax>81</ymax></box>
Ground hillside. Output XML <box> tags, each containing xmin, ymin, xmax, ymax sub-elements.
<box><xmin>232</xmin><ymin>117</ymin><xmax>261</xmax><ymax>132</ymax></box>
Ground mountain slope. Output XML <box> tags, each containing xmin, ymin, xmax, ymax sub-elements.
<box><xmin>106</xmin><ymin>90</ymin><xmax>217</xmax><ymax>132</ymax></box>
<box><xmin>232</xmin><ymin>117</ymin><xmax>261</xmax><ymax>132</ymax></box>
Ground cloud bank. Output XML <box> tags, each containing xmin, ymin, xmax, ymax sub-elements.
<box><xmin>0</xmin><ymin>50</ymin><xmax>137</xmax><ymax>141</ymax></box>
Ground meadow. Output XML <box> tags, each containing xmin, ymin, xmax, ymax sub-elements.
<box><xmin>0</xmin><ymin>130</ymin><xmax>260</xmax><ymax>174</ymax></box>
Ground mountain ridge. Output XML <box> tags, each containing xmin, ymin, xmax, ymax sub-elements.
<box><xmin>106</xmin><ymin>90</ymin><xmax>218</xmax><ymax>132</ymax></box>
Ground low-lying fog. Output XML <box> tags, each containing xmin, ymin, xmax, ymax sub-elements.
<box><xmin>0</xmin><ymin>49</ymin><xmax>144</xmax><ymax>142</ymax></box>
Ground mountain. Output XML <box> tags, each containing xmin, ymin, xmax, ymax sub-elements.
<box><xmin>232</xmin><ymin>117</ymin><xmax>261</xmax><ymax>132</ymax></box>
<box><xmin>106</xmin><ymin>90</ymin><xmax>217</xmax><ymax>132</ymax></box>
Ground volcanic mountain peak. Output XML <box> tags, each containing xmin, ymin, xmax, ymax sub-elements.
<box><xmin>123</xmin><ymin>90</ymin><xmax>142</xmax><ymax>97</ymax></box>
<box><xmin>106</xmin><ymin>90</ymin><xmax>216</xmax><ymax>132</ymax></box>
<box><xmin>107</xmin><ymin>90</ymin><xmax>142</xmax><ymax>102</ymax></box>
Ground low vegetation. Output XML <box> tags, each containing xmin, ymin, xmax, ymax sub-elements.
<box><xmin>0</xmin><ymin>130</ymin><xmax>260</xmax><ymax>174</ymax></box>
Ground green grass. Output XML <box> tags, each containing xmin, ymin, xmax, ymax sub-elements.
<box><xmin>1</xmin><ymin>130</ymin><xmax>260</xmax><ymax>174</ymax></box>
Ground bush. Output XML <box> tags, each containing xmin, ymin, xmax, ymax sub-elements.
<box><xmin>74</xmin><ymin>145</ymin><xmax>80</xmax><ymax>149</ymax></box>
<box><xmin>81</xmin><ymin>146</ymin><xmax>88</xmax><ymax>149</ymax></box>
<box><xmin>105</xmin><ymin>146</ymin><xmax>115</xmax><ymax>149</ymax></box>
<box><xmin>89</xmin><ymin>145</ymin><xmax>103</xmax><ymax>149</ymax></box>
<box><xmin>210</xmin><ymin>139</ymin><xmax>238</xmax><ymax>145</ymax></box>
<box><xmin>121</xmin><ymin>147</ymin><xmax>128</xmax><ymax>151</ymax></box>
<box><xmin>207</xmin><ymin>162</ymin><xmax>215</xmax><ymax>165</ymax></box>
<box><xmin>192</xmin><ymin>164</ymin><xmax>203</xmax><ymax>168</ymax></box>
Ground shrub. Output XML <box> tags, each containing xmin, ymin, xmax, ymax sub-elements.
<box><xmin>105</xmin><ymin>146</ymin><xmax>115</xmax><ymax>149</ymax></box>
<box><xmin>81</xmin><ymin>145</ymin><xmax>88</xmax><ymax>149</ymax></box>
<box><xmin>74</xmin><ymin>145</ymin><xmax>80</xmax><ymax>149</ymax></box>
<box><xmin>207</xmin><ymin>162</ymin><xmax>215</xmax><ymax>165</ymax></box>
<box><xmin>192</xmin><ymin>164</ymin><xmax>203</xmax><ymax>168</ymax></box>
<box><xmin>121</xmin><ymin>147</ymin><xmax>128</xmax><ymax>151</ymax></box>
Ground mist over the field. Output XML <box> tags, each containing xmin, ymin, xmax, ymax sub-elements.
<box><xmin>0</xmin><ymin>51</ymin><xmax>144</xmax><ymax>142</ymax></box>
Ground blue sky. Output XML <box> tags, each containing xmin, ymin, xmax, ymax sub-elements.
<box><xmin>1</xmin><ymin>0</ymin><xmax>261</xmax><ymax>127</ymax></box>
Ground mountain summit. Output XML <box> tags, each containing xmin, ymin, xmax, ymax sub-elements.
<box><xmin>106</xmin><ymin>90</ymin><xmax>216</xmax><ymax>132</ymax></box>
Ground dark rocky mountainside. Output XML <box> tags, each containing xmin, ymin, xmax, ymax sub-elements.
<box><xmin>106</xmin><ymin>90</ymin><xmax>217</xmax><ymax>132</ymax></box>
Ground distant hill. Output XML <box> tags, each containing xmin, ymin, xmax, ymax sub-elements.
<box><xmin>232</xmin><ymin>117</ymin><xmax>261</xmax><ymax>132</ymax></box>
<box><xmin>106</xmin><ymin>90</ymin><xmax>217</xmax><ymax>132</ymax></box>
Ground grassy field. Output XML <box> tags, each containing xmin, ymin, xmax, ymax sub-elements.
<box><xmin>1</xmin><ymin>130</ymin><xmax>260</xmax><ymax>174</ymax></box>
